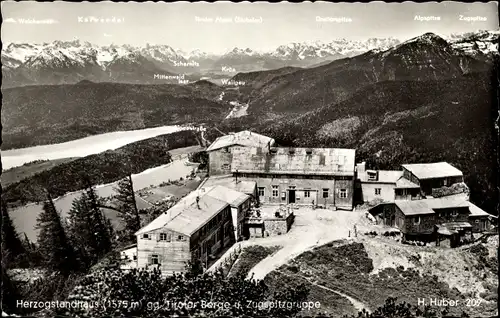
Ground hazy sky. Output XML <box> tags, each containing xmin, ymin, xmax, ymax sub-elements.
<box><xmin>1</xmin><ymin>1</ymin><xmax>498</xmax><ymax>53</ymax></box>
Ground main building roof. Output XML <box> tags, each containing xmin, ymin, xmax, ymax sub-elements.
<box><xmin>206</xmin><ymin>131</ymin><xmax>275</xmax><ymax>152</ymax></box>
<box><xmin>231</xmin><ymin>147</ymin><xmax>356</xmax><ymax>176</ymax></box>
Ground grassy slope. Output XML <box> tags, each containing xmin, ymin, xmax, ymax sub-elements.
<box><xmin>228</xmin><ymin>245</ymin><xmax>282</xmax><ymax>278</ymax></box>
<box><xmin>1</xmin><ymin>158</ymin><xmax>77</xmax><ymax>187</ymax></box>
<box><xmin>264</xmin><ymin>237</ymin><xmax>499</xmax><ymax>317</ymax></box>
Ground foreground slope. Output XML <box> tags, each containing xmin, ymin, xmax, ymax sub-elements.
<box><xmin>264</xmin><ymin>236</ymin><xmax>498</xmax><ymax>317</ymax></box>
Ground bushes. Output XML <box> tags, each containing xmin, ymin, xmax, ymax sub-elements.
<box><xmin>299</xmin><ymin>243</ymin><xmax>374</xmax><ymax>274</ymax></box>
<box><xmin>467</xmin><ymin>243</ymin><xmax>498</xmax><ymax>272</ymax></box>
<box><xmin>276</xmin><ymin>242</ymin><xmax>474</xmax><ymax>316</ymax></box>
<box><xmin>61</xmin><ymin>267</ymin><xmax>309</xmax><ymax>318</ymax></box>
<box><xmin>228</xmin><ymin>245</ymin><xmax>281</xmax><ymax>277</ymax></box>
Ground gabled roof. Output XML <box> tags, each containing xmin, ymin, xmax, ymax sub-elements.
<box><xmin>203</xmin><ymin>185</ymin><xmax>250</xmax><ymax>207</ymax></box>
<box><xmin>135</xmin><ymin>190</ymin><xmax>228</xmax><ymax>236</ymax></box>
<box><xmin>201</xmin><ymin>176</ymin><xmax>257</xmax><ymax>196</ymax></box>
<box><xmin>401</xmin><ymin>162</ymin><xmax>463</xmax><ymax>180</ymax></box>
<box><xmin>206</xmin><ymin>131</ymin><xmax>275</xmax><ymax>152</ymax></box>
<box><xmin>135</xmin><ymin>185</ymin><xmax>251</xmax><ymax>236</ymax></box>
<box><xmin>395</xmin><ymin>176</ymin><xmax>420</xmax><ymax>189</ymax></box>
<box><xmin>231</xmin><ymin>147</ymin><xmax>356</xmax><ymax>176</ymax></box>
<box><xmin>395</xmin><ymin>195</ymin><xmax>469</xmax><ymax>216</ymax></box>
<box><xmin>467</xmin><ymin>202</ymin><xmax>494</xmax><ymax>217</ymax></box>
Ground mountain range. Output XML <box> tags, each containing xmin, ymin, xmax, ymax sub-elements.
<box><xmin>2</xmin><ymin>30</ymin><xmax>498</xmax><ymax>88</ymax></box>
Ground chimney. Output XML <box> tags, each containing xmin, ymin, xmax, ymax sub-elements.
<box><xmin>196</xmin><ymin>196</ymin><xmax>200</xmax><ymax>209</ymax></box>
<box><xmin>356</xmin><ymin>162</ymin><xmax>366</xmax><ymax>180</ymax></box>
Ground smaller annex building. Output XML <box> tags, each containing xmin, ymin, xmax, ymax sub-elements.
<box><xmin>370</xmin><ymin>194</ymin><xmax>497</xmax><ymax>245</ymax></box>
<box><xmin>133</xmin><ymin>185</ymin><xmax>251</xmax><ymax>276</ymax></box>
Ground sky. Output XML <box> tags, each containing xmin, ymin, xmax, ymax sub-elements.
<box><xmin>1</xmin><ymin>1</ymin><xmax>498</xmax><ymax>54</ymax></box>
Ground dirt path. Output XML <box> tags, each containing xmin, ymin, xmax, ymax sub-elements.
<box><xmin>276</xmin><ymin>270</ymin><xmax>371</xmax><ymax>314</ymax></box>
<box><xmin>247</xmin><ymin>209</ymin><xmax>364</xmax><ymax>280</ymax></box>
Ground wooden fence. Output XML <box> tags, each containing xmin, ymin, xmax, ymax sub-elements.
<box><xmin>208</xmin><ymin>243</ymin><xmax>243</xmax><ymax>276</ymax></box>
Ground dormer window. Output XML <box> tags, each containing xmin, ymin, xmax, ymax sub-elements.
<box><xmin>306</xmin><ymin>149</ymin><xmax>313</xmax><ymax>155</ymax></box>
<box><xmin>367</xmin><ymin>170</ymin><xmax>377</xmax><ymax>180</ymax></box>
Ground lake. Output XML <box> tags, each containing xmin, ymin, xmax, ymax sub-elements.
<box><xmin>8</xmin><ymin>157</ymin><xmax>198</xmax><ymax>242</ymax></box>
<box><xmin>1</xmin><ymin>125</ymin><xmax>188</xmax><ymax>170</ymax></box>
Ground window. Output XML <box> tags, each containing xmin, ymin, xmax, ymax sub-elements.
<box><xmin>133</xmin><ymin>255</ymin><xmax>137</xmax><ymax>261</ymax></box>
<box><xmin>443</xmin><ymin>179</ymin><xmax>447</xmax><ymax>186</ymax></box>
<box><xmin>414</xmin><ymin>216</ymin><xmax>420</xmax><ymax>225</ymax></box>
<box><xmin>142</xmin><ymin>233</ymin><xmax>150</xmax><ymax>240</ymax></box>
<box><xmin>319</xmin><ymin>154</ymin><xmax>326</xmax><ymax>165</ymax></box>
<box><xmin>451</xmin><ymin>210</ymin><xmax>458</xmax><ymax>217</ymax></box>
<box><xmin>322</xmin><ymin>188</ymin><xmax>329</xmax><ymax>198</ymax></box>
<box><xmin>151</xmin><ymin>254</ymin><xmax>160</xmax><ymax>265</ymax></box>
<box><xmin>272</xmin><ymin>185</ymin><xmax>279</xmax><ymax>197</ymax></box>
<box><xmin>178</xmin><ymin>235</ymin><xmax>185</xmax><ymax>241</ymax></box>
<box><xmin>368</xmin><ymin>173</ymin><xmax>377</xmax><ymax>180</ymax></box>
<box><xmin>304</xmin><ymin>190</ymin><xmax>311</xmax><ymax>198</ymax></box>
<box><xmin>159</xmin><ymin>233</ymin><xmax>170</xmax><ymax>241</ymax></box>
<box><xmin>225</xmin><ymin>223</ymin><xmax>232</xmax><ymax>237</ymax></box>
<box><xmin>375</xmin><ymin>188</ymin><xmax>381</xmax><ymax>195</ymax></box>
<box><xmin>339</xmin><ymin>189</ymin><xmax>347</xmax><ymax>198</ymax></box>
<box><xmin>258</xmin><ymin>187</ymin><xmax>265</xmax><ymax>197</ymax></box>
<box><xmin>475</xmin><ymin>219</ymin><xmax>479</xmax><ymax>223</ymax></box>
<box><xmin>222</xmin><ymin>163</ymin><xmax>230</xmax><ymax>170</ymax></box>
<box><xmin>338</xmin><ymin>155</ymin><xmax>345</xmax><ymax>165</ymax></box>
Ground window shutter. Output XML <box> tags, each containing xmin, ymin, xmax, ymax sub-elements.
<box><xmin>148</xmin><ymin>254</ymin><xmax>152</xmax><ymax>265</ymax></box>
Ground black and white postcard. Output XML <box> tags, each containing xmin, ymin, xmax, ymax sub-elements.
<box><xmin>1</xmin><ymin>1</ymin><xmax>498</xmax><ymax>318</ymax></box>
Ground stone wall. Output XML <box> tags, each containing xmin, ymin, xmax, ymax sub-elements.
<box><xmin>263</xmin><ymin>213</ymin><xmax>294</xmax><ymax>237</ymax></box>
